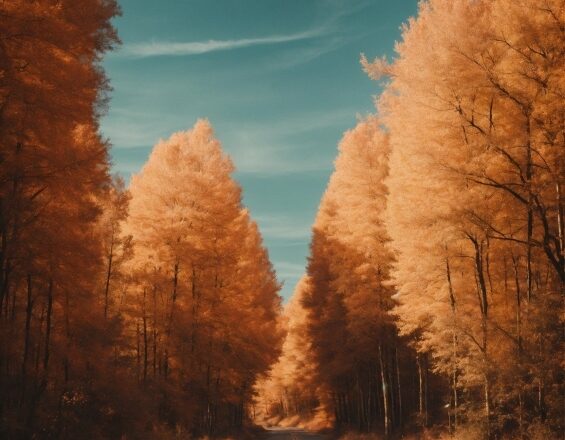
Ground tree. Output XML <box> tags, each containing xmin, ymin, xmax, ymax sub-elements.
<box><xmin>97</xmin><ymin>176</ymin><xmax>132</xmax><ymax>320</ymax></box>
<box><xmin>125</xmin><ymin>120</ymin><xmax>283</xmax><ymax>436</ymax></box>
<box><xmin>255</xmin><ymin>275</ymin><xmax>324</xmax><ymax>428</ymax></box>
<box><xmin>363</xmin><ymin>0</ymin><xmax>564</xmax><ymax>436</ymax></box>
<box><xmin>300</xmin><ymin>116</ymin><xmax>425</xmax><ymax>436</ymax></box>
<box><xmin>0</xmin><ymin>1</ymin><xmax>121</xmax><ymax>437</ymax></box>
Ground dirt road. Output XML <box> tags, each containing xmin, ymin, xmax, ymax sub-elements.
<box><xmin>263</xmin><ymin>427</ymin><xmax>329</xmax><ymax>439</ymax></box>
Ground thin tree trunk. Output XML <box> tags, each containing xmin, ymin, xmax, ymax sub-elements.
<box><xmin>395</xmin><ymin>344</ymin><xmax>402</xmax><ymax>428</ymax></box>
<box><xmin>152</xmin><ymin>284</ymin><xmax>157</xmax><ymax>378</ymax></box>
<box><xmin>169</xmin><ymin>260</ymin><xmax>179</xmax><ymax>331</ymax></box>
<box><xmin>103</xmin><ymin>234</ymin><xmax>114</xmax><ymax>319</ymax></box>
<box><xmin>467</xmin><ymin>235</ymin><xmax>493</xmax><ymax>432</ymax></box>
<box><xmin>417</xmin><ymin>353</ymin><xmax>428</xmax><ymax>428</ymax></box>
<box><xmin>136</xmin><ymin>322</ymin><xmax>141</xmax><ymax>382</ymax></box>
<box><xmin>556</xmin><ymin>181</ymin><xmax>564</xmax><ymax>277</ymax></box>
<box><xmin>164</xmin><ymin>261</ymin><xmax>179</xmax><ymax>378</ymax></box>
<box><xmin>0</xmin><ymin>254</ymin><xmax>10</xmax><ymax>318</ymax></box>
<box><xmin>0</xmin><ymin>223</ymin><xmax>7</xmax><ymax>314</ymax></box>
<box><xmin>537</xmin><ymin>333</ymin><xmax>546</xmax><ymax>421</ymax></box>
<box><xmin>190</xmin><ymin>264</ymin><xmax>199</xmax><ymax>364</ymax></box>
<box><xmin>142</xmin><ymin>289</ymin><xmax>148</xmax><ymax>382</ymax></box>
<box><xmin>21</xmin><ymin>274</ymin><xmax>33</xmax><ymax>400</ymax></box>
<box><xmin>518</xmin><ymin>388</ymin><xmax>524</xmax><ymax>439</ymax></box>
<box><xmin>446</xmin><ymin>254</ymin><xmax>458</xmax><ymax>431</ymax></box>
<box><xmin>416</xmin><ymin>353</ymin><xmax>424</xmax><ymax>423</ymax></box>
<box><xmin>526</xmin><ymin>120</ymin><xmax>533</xmax><ymax>302</ymax></box>
<box><xmin>35</xmin><ymin>305</ymin><xmax>45</xmax><ymax>374</ymax></box>
<box><xmin>10</xmin><ymin>279</ymin><xmax>18</xmax><ymax>322</ymax></box>
<box><xmin>484</xmin><ymin>375</ymin><xmax>491</xmax><ymax>439</ymax></box>
<box><xmin>63</xmin><ymin>289</ymin><xmax>71</xmax><ymax>383</ymax></box>
<box><xmin>512</xmin><ymin>255</ymin><xmax>523</xmax><ymax>353</ymax></box>
<box><xmin>43</xmin><ymin>279</ymin><xmax>53</xmax><ymax>372</ymax></box>
<box><xmin>387</xmin><ymin>349</ymin><xmax>396</xmax><ymax>429</ymax></box>
<box><xmin>379</xmin><ymin>344</ymin><xmax>390</xmax><ymax>437</ymax></box>
<box><xmin>452</xmin><ymin>338</ymin><xmax>458</xmax><ymax>431</ymax></box>
<box><xmin>424</xmin><ymin>354</ymin><xmax>428</xmax><ymax>427</ymax></box>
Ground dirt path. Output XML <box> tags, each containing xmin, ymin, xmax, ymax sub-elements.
<box><xmin>263</xmin><ymin>427</ymin><xmax>329</xmax><ymax>439</ymax></box>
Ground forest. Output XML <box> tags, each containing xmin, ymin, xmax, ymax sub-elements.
<box><xmin>0</xmin><ymin>0</ymin><xmax>563</xmax><ymax>439</ymax></box>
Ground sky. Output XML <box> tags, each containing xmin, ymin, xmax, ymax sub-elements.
<box><xmin>101</xmin><ymin>0</ymin><xmax>419</xmax><ymax>301</ymax></box>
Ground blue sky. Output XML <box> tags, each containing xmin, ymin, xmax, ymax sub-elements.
<box><xmin>101</xmin><ymin>0</ymin><xmax>418</xmax><ymax>300</ymax></box>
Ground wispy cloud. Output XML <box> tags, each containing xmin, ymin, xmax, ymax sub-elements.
<box><xmin>229</xmin><ymin>138</ymin><xmax>331</xmax><ymax>175</ymax></box>
<box><xmin>226</xmin><ymin>108</ymin><xmax>358</xmax><ymax>175</ymax></box>
<box><xmin>120</xmin><ymin>28</ymin><xmax>325</xmax><ymax>58</ymax></box>
<box><xmin>256</xmin><ymin>214</ymin><xmax>312</xmax><ymax>241</ymax></box>
<box><xmin>274</xmin><ymin>261</ymin><xmax>306</xmax><ymax>280</ymax></box>
<box><xmin>266</xmin><ymin>36</ymin><xmax>346</xmax><ymax>70</ymax></box>
<box><xmin>116</xmin><ymin>0</ymin><xmax>372</xmax><ymax>60</ymax></box>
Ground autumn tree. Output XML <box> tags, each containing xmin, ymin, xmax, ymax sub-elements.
<box><xmin>363</xmin><ymin>0</ymin><xmax>564</xmax><ymax>437</ymax></box>
<box><xmin>125</xmin><ymin>120</ymin><xmax>283</xmax><ymax>437</ymax></box>
<box><xmin>97</xmin><ymin>176</ymin><xmax>132</xmax><ymax>320</ymax></box>
<box><xmin>255</xmin><ymin>275</ymin><xmax>324</xmax><ymax>428</ymax></box>
<box><xmin>0</xmin><ymin>1</ymin><xmax>123</xmax><ymax>438</ymax></box>
<box><xmin>299</xmin><ymin>116</ymin><xmax>429</xmax><ymax>436</ymax></box>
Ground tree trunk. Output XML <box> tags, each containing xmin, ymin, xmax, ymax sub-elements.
<box><xmin>379</xmin><ymin>344</ymin><xmax>390</xmax><ymax>437</ymax></box>
<box><xmin>136</xmin><ymin>322</ymin><xmax>141</xmax><ymax>382</ymax></box>
<box><xmin>525</xmin><ymin>119</ymin><xmax>533</xmax><ymax>302</ymax></box>
<box><xmin>164</xmin><ymin>261</ymin><xmax>179</xmax><ymax>378</ymax></box>
<box><xmin>152</xmin><ymin>284</ymin><xmax>158</xmax><ymax>378</ymax></box>
<box><xmin>446</xmin><ymin>254</ymin><xmax>458</xmax><ymax>431</ymax></box>
<box><xmin>142</xmin><ymin>289</ymin><xmax>148</xmax><ymax>382</ymax></box>
<box><xmin>43</xmin><ymin>279</ymin><xmax>53</xmax><ymax>373</ymax></box>
<box><xmin>417</xmin><ymin>353</ymin><xmax>428</xmax><ymax>428</ymax></box>
<box><xmin>103</xmin><ymin>233</ymin><xmax>114</xmax><ymax>319</ymax></box>
<box><xmin>395</xmin><ymin>344</ymin><xmax>402</xmax><ymax>428</ymax></box>
<box><xmin>556</xmin><ymin>181</ymin><xmax>564</xmax><ymax>278</ymax></box>
<box><xmin>190</xmin><ymin>264</ymin><xmax>199</xmax><ymax>363</ymax></box>
<box><xmin>21</xmin><ymin>274</ymin><xmax>33</xmax><ymax>400</ymax></box>
<box><xmin>484</xmin><ymin>375</ymin><xmax>491</xmax><ymax>438</ymax></box>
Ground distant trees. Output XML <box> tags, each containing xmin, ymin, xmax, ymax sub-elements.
<box><xmin>267</xmin><ymin>117</ymin><xmax>436</xmax><ymax>436</ymax></box>
<box><xmin>255</xmin><ymin>276</ymin><xmax>322</xmax><ymax>426</ymax></box>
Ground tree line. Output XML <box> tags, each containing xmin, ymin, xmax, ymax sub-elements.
<box><xmin>259</xmin><ymin>1</ymin><xmax>563</xmax><ymax>439</ymax></box>
<box><xmin>0</xmin><ymin>2</ymin><xmax>282</xmax><ymax>438</ymax></box>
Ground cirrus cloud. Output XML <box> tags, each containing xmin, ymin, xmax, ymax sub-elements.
<box><xmin>120</xmin><ymin>28</ymin><xmax>326</xmax><ymax>58</ymax></box>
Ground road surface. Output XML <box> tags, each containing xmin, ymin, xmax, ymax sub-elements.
<box><xmin>264</xmin><ymin>427</ymin><xmax>328</xmax><ymax>439</ymax></box>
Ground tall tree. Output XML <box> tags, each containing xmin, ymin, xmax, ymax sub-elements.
<box><xmin>363</xmin><ymin>0</ymin><xmax>564</xmax><ymax>436</ymax></box>
<box><xmin>0</xmin><ymin>1</ymin><xmax>121</xmax><ymax>437</ymax></box>
<box><xmin>301</xmin><ymin>117</ymin><xmax>424</xmax><ymax>436</ymax></box>
<box><xmin>125</xmin><ymin>120</ymin><xmax>283</xmax><ymax>437</ymax></box>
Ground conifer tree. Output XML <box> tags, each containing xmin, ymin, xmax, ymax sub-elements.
<box><xmin>125</xmin><ymin>120</ymin><xmax>283</xmax><ymax>436</ymax></box>
<box><xmin>300</xmin><ymin>117</ymin><xmax>424</xmax><ymax>435</ymax></box>
<box><xmin>255</xmin><ymin>275</ymin><xmax>323</xmax><ymax>427</ymax></box>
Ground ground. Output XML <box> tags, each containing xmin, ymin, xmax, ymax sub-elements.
<box><xmin>263</xmin><ymin>427</ymin><xmax>329</xmax><ymax>439</ymax></box>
